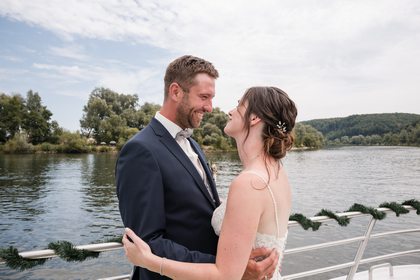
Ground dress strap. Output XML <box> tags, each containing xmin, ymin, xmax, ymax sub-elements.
<box><xmin>241</xmin><ymin>170</ymin><xmax>280</xmax><ymax>238</ymax></box>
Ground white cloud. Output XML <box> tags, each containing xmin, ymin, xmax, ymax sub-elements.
<box><xmin>0</xmin><ymin>67</ymin><xmax>29</xmax><ymax>81</ymax></box>
<box><xmin>1</xmin><ymin>0</ymin><xmax>420</xmax><ymax>121</ymax></box>
<box><xmin>33</xmin><ymin>63</ymin><xmax>92</xmax><ymax>80</ymax></box>
<box><xmin>31</xmin><ymin>61</ymin><xmax>162</xmax><ymax>102</ymax></box>
<box><xmin>0</xmin><ymin>55</ymin><xmax>23</xmax><ymax>62</ymax></box>
<box><xmin>49</xmin><ymin>45</ymin><xmax>88</xmax><ymax>61</ymax></box>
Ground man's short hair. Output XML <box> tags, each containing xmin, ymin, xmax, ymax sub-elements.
<box><xmin>164</xmin><ymin>55</ymin><xmax>219</xmax><ymax>99</ymax></box>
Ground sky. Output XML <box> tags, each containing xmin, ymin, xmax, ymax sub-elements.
<box><xmin>1</xmin><ymin>0</ymin><xmax>419</xmax><ymax>131</ymax></box>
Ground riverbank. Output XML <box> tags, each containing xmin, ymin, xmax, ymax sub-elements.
<box><xmin>0</xmin><ymin>143</ymin><xmax>119</xmax><ymax>154</ymax></box>
<box><xmin>1</xmin><ymin>141</ymin><xmax>419</xmax><ymax>154</ymax></box>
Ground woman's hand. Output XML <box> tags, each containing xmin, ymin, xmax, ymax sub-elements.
<box><xmin>122</xmin><ymin>227</ymin><xmax>153</xmax><ymax>268</ymax></box>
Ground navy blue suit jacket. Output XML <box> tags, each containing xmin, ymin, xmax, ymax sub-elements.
<box><xmin>116</xmin><ymin>118</ymin><xmax>221</xmax><ymax>279</ymax></box>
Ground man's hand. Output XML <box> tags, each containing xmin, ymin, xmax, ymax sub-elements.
<box><xmin>242</xmin><ymin>247</ymin><xmax>279</xmax><ymax>280</ymax></box>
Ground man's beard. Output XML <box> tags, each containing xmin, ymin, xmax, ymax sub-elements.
<box><xmin>176</xmin><ymin>103</ymin><xmax>201</xmax><ymax>129</ymax></box>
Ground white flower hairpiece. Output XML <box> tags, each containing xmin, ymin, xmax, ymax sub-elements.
<box><xmin>276</xmin><ymin>121</ymin><xmax>287</xmax><ymax>132</ymax></box>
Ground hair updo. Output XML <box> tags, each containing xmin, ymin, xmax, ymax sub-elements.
<box><xmin>240</xmin><ymin>86</ymin><xmax>298</xmax><ymax>160</ymax></box>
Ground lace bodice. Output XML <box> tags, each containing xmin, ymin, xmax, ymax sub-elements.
<box><xmin>211</xmin><ymin>172</ymin><xmax>287</xmax><ymax>280</ymax></box>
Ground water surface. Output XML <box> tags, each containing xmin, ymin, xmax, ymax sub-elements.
<box><xmin>0</xmin><ymin>146</ymin><xmax>419</xmax><ymax>279</ymax></box>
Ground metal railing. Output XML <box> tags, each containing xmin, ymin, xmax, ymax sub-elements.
<box><xmin>1</xmin><ymin>206</ymin><xmax>418</xmax><ymax>280</ymax></box>
<box><xmin>283</xmin><ymin>205</ymin><xmax>419</xmax><ymax>280</ymax></box>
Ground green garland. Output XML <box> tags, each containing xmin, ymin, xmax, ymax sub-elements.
<box><xmin>347</xmin><ymin>203</ymin><xmax>387</xmax><ymax>220</ymax></box>
<box><xmin>0</xmin><ymin>199</ymin><xmax>419</xmax><ymax>271</ymax></box>
<box><xmin>0</xmin><ymin>247</ymin><xmax>46</xmax><ymax>271</ymax></box>
<box><xmin>0</xmin><ymin>236</ymin><xmax>121</xmax><ymax>271</ymax></box>
<box><xmin>289</xmin><ymin>213</ymin><xmax>321</xmax><ymax>231</ymax></box>
<box><xmin>379</xmin><ymin>202</ymin><xmax>410</xmax><ymax>217</ymax></box>
<box><xmin>315</xmin><ymin>209</ymin><xmax>350</xmax><ymax>226</ymax></box>
<box><xmin>47</xmin><ymin>241</ymin><xmax>99</xmax><ymax>262</ymax></box>
<box><xmin>403</xmin><ymin>199</ymin><xmax>420</xmax><ymax>214</ymax></box>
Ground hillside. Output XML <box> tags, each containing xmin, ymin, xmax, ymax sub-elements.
<box><xmin>302</xmin><ymin>113</ymin><xmax>420</xmax><ymax>140</ymax></box>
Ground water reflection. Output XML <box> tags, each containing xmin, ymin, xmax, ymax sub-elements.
<box><xmin>80</xmin><ymin>153</ymin><xmax>118</xmax><ymax>208</ymax></box>
<box><xmin>79</xmin><ymin>153</ymin><xmax>122</xmax><ymax>239</ymax></box>
<box><xmin>0</xmin><ymin>154</ymin><xmax>54</xmax><ymax>222</ymax></box>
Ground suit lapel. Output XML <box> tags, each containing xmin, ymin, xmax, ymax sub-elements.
<box><xmin>189</xmin><ymin>139</ymin><xmax>221</xmax><ymax>206</ymax></box>
<box><xmin>150</xmin><ymin>119</ymin><xmax>218</xmax><ymax>208</ymax></box>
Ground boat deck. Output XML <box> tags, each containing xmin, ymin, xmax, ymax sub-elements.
<box><xmin>330</xmin><ymin>264</ymin><xmax>420</xmax><ymax>280</ymax></box>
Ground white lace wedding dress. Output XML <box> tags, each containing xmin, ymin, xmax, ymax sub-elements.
<box><xmin>211</xmin><ymin>171</ymin><xmax>288</xmax><ymax>280</ymax></box>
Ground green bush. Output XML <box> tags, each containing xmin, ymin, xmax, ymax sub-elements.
<box><xmin>3</xmin><ymin>133</ymin><xmax>34</xmax><ymax>153</ymax></box>
<box><xmin>40</xmin><ymin>142</ymin><xmax>56</xmax><ymax>152</ymax></box>
<box><xmin>95</xmin><ymin>145</ymin><xmax>112</xmax><ymax>153</ymax></box>
<box><xmin>58</xmin><ymin>131</ymin><xmax>89</xmax><ymax>153</ymax></box>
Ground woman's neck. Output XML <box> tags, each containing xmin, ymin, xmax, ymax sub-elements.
<box><xmin>235</xmin><ymin>122</ymin><xmax>272</xmax><ymax>171</ymax></box>
<box><xmin>236</xmin><ymin>137</ymin><xmax>265</xmax><ymax>170</ymax></box>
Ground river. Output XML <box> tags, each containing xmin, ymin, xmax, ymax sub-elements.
<box><xmin>0</xmin><ymin>146</ymin><xmax>419</xmax><ymax>279</ymax></box>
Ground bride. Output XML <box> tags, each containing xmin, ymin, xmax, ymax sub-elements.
<box><xmin>123</xmin><ymin>86</ymin><xmax>297</xmax><ymax>280</ymax></box>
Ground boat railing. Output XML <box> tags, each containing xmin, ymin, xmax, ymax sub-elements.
<box><xmin>1</xmin><ymin>206</ymin><xmax>418</xmax><ymax>280</ymax></box>
<box><xmin>282</xmin><ymin>205</ymin><xmax>419</xmax><ymax>280</ymax></box>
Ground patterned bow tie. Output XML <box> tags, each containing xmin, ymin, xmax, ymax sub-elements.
<box><xmin>176</xmin><ymin>128</ymin><xmax>193</xmax><ymax>139</ymax></box>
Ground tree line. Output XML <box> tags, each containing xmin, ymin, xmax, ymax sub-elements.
<box><xmin>302</xmin><ymin>113</ymin><xmax>420</xmax><ymax>146</ymax></box>
<box><xmin>5</xmin><ymin>88</ymin><xmax>418</xmax><ymax>154</ymax></box>
<box><xmin>1</xmin><ymin>88</ymin><xmax>326</xmax><ymax>153</ymax></box>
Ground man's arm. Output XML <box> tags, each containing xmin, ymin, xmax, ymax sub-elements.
<box><xmin>116</xmin><ymin>140</ymin><xmax>215</xmax><ymax>263</ymax></box>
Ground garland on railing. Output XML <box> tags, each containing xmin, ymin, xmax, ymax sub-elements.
<box><xmin>0</xmin><ymin>236</ymin><xmax>121</xmax><ymax>271</ymax></box>
<box><xmin>315</xmin><ymin>209</ymin><xmax>350</xmax><ymax>226</ymax></box>
<box><xmin>47</xmin><ymin>241</ymin><xmax>100</xmax><ymax>262</ymax></box>
<box><xmin>346</xmin><ymin>203</ymin><xmax>387</xmax><ymax>220</ymax></box>
<box><xmin>0</xmin><ymin>199</ymin><xmax>419</xmax><ymax>271</ymax></box>
<box><xmin>402</xmin><ymin>199</ymin><xmax>420</xmax><ymax>214</ymax></box>
<box><xmin>379</xmin><ymin>202</ymin><xmax>410</xmax><ymax>217</ymax></box>
<box><xmin>0</xmin><ymin>247</ymin><xmax>46</xmax><ymax>270</ymax></box>
<box><xmin>289</xmin><ymin>213</ymin><xmax>321</xmax><ymax>231</ymax></box>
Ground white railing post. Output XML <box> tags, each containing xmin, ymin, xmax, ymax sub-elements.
<box><xmin>368</xmin><ymin>263</ymin><xmax>393</xmax><ymax>280</ymax></box>
<box><xmin>346</xmin><ymin>217</ymin><xmax>377</xmax><ymax>280</ymax></box>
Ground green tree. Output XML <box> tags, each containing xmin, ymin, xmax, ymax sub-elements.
<box><xmin>138</xmin><ymin>102</ymin><xmax>161</xmax><ymax>128</ymax></box>
<box><xmin>350</xmin><ymin>135</ymin><xmax>365</xmax><ymax>145</ymax></box>
<box><xmin>202</xmin><ymin>108</ymin><xmax>228</xmax><ymax>133</ymax></box>
<box><xmin>48</xmin><ymin>120</ymin><xmax>63</xmax><ymax>144</ymax></box>
<box><xmin>80</xmin><ymin>95</ymin><xmax>111</xmax><ymax>139</ymax></box>
<box><xmin>399</xmin><ymin>129</ymin><xmax>409</xmax><ymax>144</ymax></box>
<box><xmin>58</xmin><ymin>131</ymin><xmax>89</xmax><ymax>153</ymax></box>
<box><xmin>2</xmin><ymin>132</ymin><xmax>34</xmax><ymax>153</ymax></box>
<box><xmin>80</xmin><ymin>88</ymin><xmax>161</xmax><ymax>144</ymax></box>
<box><xmin>294</xmin><ymin>123</ymin><xmax>324</xmax><ymax>149</ymax></box>
<box><xmin>0</xmin><ymin>93</ymin><xmax>25</xmax><ymax>142</ymax></box>
<box><xmin>22</xmin><ymin>90</ymin><xmax>54</xmax><ymax>144</ymax></box>
<box><xmin>97</xmin><ymin>114</ymin><xmax>127</xmax><ymax>144</ymax></box>
<box><xmin>194</xmin><ymin>107</ymin><xmax>233</xmax><ymax>150</ymax></box>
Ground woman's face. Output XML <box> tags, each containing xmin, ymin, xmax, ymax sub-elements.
<box><xmin>224</xmin><ymin>99</ymin><xmax>247</xmax><ymax>137</ymax></box>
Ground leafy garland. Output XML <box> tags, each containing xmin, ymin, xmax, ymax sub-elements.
<box><xmin>47</xmin><ymin>241</ymin><xmax>100</xmax><ymax>262</ymax></box>
<box><xmin>316</xmin><ymin>209</ymin><xmax>350</xmax><ymax>226</ymax></box>
<box><xmin>1</xmin><ymin>199</ymin><xmax>419</xmax><ymax>271</ymax></box>
<box><xmin>0</xmin><ymin>236</ymin><xmax>121</xmax><ymax>271</ymax></box>
<box><xmin>289</xmin><ymin>213</ymin><xmax>321</xmax><ymax>231</ymax></box>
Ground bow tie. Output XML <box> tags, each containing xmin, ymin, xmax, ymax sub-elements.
<box><xmin>176</xmin><ymin>128</ymin><xmax>193</xmax><ymax>139</ymax></box>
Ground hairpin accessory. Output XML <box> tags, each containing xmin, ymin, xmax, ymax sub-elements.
<box><xmin>276</xmin><ymin>121</ymin><xmax>287</xmax><ymax>132</ymax></box>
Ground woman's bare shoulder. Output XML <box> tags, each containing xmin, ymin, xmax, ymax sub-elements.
<box><xmin>229</xmin><ymin>172</ymin><xmax>268</xmax><ymax>194</ymax></box>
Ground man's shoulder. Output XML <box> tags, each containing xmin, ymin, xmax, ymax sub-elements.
<box><xmin>124</xmin><ymin>126</ymin><xmax>157</xmax><ymax>148</ymax></box>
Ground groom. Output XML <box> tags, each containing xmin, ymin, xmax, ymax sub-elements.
<box><xmin>116</xmin><ymin>55</ymin><xmax>278</xmax><ymax>279</ymax></box>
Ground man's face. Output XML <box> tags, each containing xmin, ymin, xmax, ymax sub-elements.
<box><xmin>176</xmin><ymin>73</ymin><xmax>215</xmax><ymax>129</ymax></box>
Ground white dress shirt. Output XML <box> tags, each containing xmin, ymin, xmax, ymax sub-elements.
<box><xmin>154</xmin><ymin>112</ymin><xmax>214</xmax><ymax>200</ymax></box>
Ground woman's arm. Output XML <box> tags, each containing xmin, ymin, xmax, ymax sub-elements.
<box><xmin>123</xmin><ymin>174</ymin><xmax>266</xmax><ymax>280</ymax></box>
